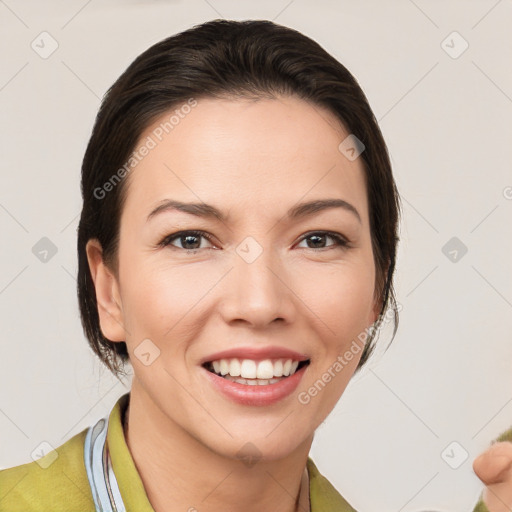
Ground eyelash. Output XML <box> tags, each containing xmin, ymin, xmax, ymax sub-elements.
<box><xmin>158</xmin><ymin>230</ymin><xmax>350</xmax><ymax>253</ymax></box>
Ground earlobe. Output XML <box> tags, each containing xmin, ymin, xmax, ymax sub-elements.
<box><xmin>85</xmin><ymin>239</ymin><xmax>125</xmax><ymax>342</ymax></box>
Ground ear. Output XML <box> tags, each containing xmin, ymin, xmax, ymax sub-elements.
<box><xmin>85</xmin><ymin>239</ymin><xmax>125</xmax><ymax>342</ymax></box>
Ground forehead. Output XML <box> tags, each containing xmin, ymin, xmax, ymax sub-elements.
<box><xmin>120</xmin><ymin>95</ymin><xmax>368</xmax><ymax>226</ymax></box>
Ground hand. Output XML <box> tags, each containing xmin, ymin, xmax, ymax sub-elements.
<box><xmin>473</xmin><ymin>441</ymin><xmax>512</xmax><ymax>512</ymax></box>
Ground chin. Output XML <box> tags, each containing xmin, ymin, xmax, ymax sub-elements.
<box><xmin>207</xmin><ymin>429</ymin><xmax>310</xmax><ymax>466</ymax></box>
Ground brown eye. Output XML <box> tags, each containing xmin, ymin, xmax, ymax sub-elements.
<box><xmin>160</xmin><ymin>230</ymin><xmax>215</xmax><ymax>251</ymax></box>
<box><xmin>297</xmin><ymin>231</ymin><xmax>349</xmax><ymax>250</ymax></box>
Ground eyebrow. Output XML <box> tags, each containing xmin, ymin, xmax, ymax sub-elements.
<box><xmin>146</xmin><ymin>198</ymin><xmax>362</xmax><ymax>225</ymax></box>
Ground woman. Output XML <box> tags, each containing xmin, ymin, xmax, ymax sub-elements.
<box><xmin>0</xmin><ymin>18</ymin><xmax>502</xmax><ymax>512</ymax></box>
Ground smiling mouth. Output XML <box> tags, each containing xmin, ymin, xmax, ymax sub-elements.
<box><xmin>202</xmin><ymin>358</ymin><xmax>311</xmax><ymax>385</ymax></box>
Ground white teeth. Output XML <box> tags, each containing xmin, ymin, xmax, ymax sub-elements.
<box><xmin>240</xmin><ymin>359</ymin><xmax>257</xmax><ymax>379</ymax></box>
<box><xmin>219</xmin><ymin>359</ymin><xmax>230</xmax><ymax>375</ymax></box>
<box><xmin>229</xmin><ymin>359</ymin><xmax>241</xmax><ymax>377</ymax></box>
<box><xmin>224</xmin><ymin>375</ymin><xmax>275</xmax><ymax>385</ymax></box>
<box><xmin>273</xmin><ymin>360</ymin><xmax>283</xmax><ymax>377</ymax></box>
<box><xmin>208</xmin><ymin>358</ymin><xmax>307</xmax><ymax>379</ymax></box>
<box><xmin>256</xmin><ymin>360</ymin><xmax>274</xmax><ymax>379</ymax></box>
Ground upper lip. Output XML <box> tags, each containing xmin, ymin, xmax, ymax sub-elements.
<box><xmin>200</xmin><ymin>346</ymin><xmax>310</xmax><ymax>365</ymax></box>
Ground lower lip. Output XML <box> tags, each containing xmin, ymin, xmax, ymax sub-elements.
<box><xmin>202</xmin><ymin>364</ymin><xmax>309</xmax><ymax>406</ymax></box>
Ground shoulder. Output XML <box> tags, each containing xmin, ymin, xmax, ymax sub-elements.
<box><xmin>496</xmin><ymin>426</ymin><xmax>512</xmax><ymax>443</ymax></box>
<box><xmin>307</xmin><ymin>457</ymin><xmax>357</xmax><ymax>512</ymax></box>
<box><xmin>0</xmin><ymin>429</ymin><xmax>95</xmax><ymax>512</ymax></box>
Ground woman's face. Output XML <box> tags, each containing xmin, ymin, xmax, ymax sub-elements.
<box><xmin>89</xmin><ymin>95</ymin><xmax>380</xmax><ymax>460</ymax></box>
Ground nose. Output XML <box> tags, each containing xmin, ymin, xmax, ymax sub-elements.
<box><xmin>218</xmin><ymin>240</ymin><xmax>296</xmax><ymax>329</ymax></box>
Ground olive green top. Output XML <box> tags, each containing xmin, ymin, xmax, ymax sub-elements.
<box><xmin>2</xmin><ymin>392</ymin><xmax>510</xmax><ymax>511</ymax></box>
<box><xmin>0</xmin><ymin>393</ymin><xmax>356</xmax><ymax>511</ymax></box>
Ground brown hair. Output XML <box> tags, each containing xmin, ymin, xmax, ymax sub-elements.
<box><xmin>77</xmin><ymin>19</ymin><xmax>402</xmax><ymax>377</ymax></box>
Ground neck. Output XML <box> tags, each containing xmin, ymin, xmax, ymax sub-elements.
<box><xmin>123</xmin><ymin>380</ymin><xmax>312</xmax><ymax>512</ymax></box>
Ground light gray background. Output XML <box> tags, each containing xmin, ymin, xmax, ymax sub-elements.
<box><xmin>1</xmin><ymin>1</ymin><xmax>511</xmax><ymax>511</ymax></box>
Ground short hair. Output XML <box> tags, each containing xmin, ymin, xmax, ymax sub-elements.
<box><xmin>77</xmin><ymin>19</ymin><xmax>402</xmax><ymax>377</ymax></box>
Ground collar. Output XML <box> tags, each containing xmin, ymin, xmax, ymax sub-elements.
<box><xmin>85</xmin><ymin>392</ymin><xmax>355</xmax><ymax>512</ymax></box>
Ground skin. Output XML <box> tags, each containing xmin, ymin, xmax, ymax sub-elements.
<box><xmin>473</xmin><ymin>441</ymin><xmax>512</xmax><ymax>512</ymax></box>
<box><xmin>86</xmin><ymin>95</ymin><xmax>382</xmax><ymax>512</ymax></box>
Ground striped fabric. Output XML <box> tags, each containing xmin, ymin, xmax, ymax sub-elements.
<box><xmin>83</xmin><ymin>416</ymin><xmax>125</xmax><ymax>511</ymax></box>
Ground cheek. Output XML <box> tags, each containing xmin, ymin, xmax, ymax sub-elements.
<box><xmin>119</xmin><ymin>259</ymin><xmax>214</xmax><ymax>340</ymax></box>
<box><xmin>296</xmin><ymin>261</ymin><xmax>375</xmax><ymax>344</ymax></box>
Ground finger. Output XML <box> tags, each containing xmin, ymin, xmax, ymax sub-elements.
<box><xmin>482</xmin><ymin>480</ymin><xmax>512</xmax><ymax>512</ymax></box>
<box><xmin>474</xmin><ymin>454</ymin><xmax>511</xmax><ymax>484</ymax></box>
<box><xmin>473</xmin><ymin>443</ymin><xmax>512</xmax><ymax>483</ymax></box>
